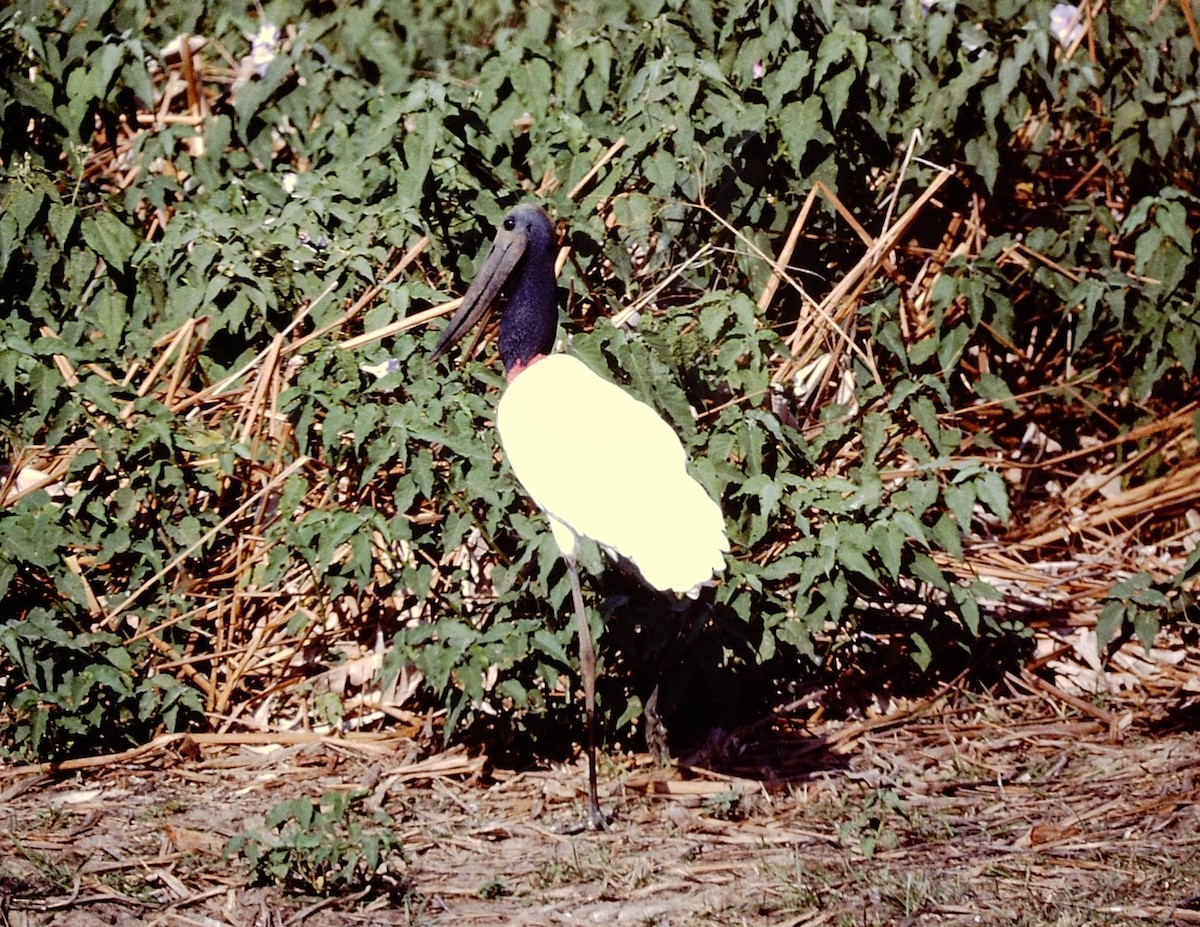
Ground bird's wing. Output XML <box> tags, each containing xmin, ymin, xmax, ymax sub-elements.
<box><xmin>497</xmin><ymin>354</ymin><xmax>727</xmax><ymax>594</ymax></box>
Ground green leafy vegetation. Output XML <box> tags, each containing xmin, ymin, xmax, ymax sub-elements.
<box><xmin>1</xmin><ymin>0</ymin><xmax>1197</xmax><ymax>762</ymax></box>
<box><xmin>226</xmin><ymin>788</ymin><xmax>406</xmax><ymax>898</ymax></box>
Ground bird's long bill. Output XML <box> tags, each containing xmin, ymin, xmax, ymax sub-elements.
<box><xmin>429</xmin><ymin>226</ymin><xmax>528</xmax><ymax>362</ymax></box>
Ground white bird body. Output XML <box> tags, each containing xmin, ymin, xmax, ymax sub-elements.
<box><xmin>497</xmin><ymin>353</ymin><xmax>727</xmax><ymax>594</ymax></box>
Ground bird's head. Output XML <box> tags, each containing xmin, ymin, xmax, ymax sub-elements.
<box><xmin>430</xmin><ymin>204</ymin><xmax>559</xmax><ymax>375</ymax></box>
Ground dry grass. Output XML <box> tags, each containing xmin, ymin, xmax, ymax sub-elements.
<box><xmin>2</xmin><ymin>667</ymin><xmax>1199</xmax><ymax>925</ymax></box>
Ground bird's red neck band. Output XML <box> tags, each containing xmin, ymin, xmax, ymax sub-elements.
<box><xmin>506</xmin><ymin>353</ymin><xmax>547</xmax><ymax>382</ymax></box>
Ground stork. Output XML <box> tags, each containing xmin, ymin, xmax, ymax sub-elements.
<box><xmin>431</xmin><ymin>204</ymin><xmax>728</xmax><ymax>828</ymax></box>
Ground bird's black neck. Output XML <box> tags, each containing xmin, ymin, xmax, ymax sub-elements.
<box><xmin>499</xmin><ymin>254</ymin><xmax>558</xmax><ymax>374</ymax></box>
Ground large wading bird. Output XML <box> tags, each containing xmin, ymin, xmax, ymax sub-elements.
<box><xmin>431</xmin><ymin>204</ymin><xmax>728</xmax><ymax>828</ymax></box>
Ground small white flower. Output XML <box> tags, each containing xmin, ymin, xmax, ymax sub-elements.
<box><xmin>360</xmin><ymin>358</ymin><xmax>402</xmax><ymax>380</ymax></box>
<box><xmin>281</xmin><ymin>171</ymin><xmax>298</xmax><ymax>195</ymax></box>
<box><xmin>752</xmin><ymin>60</ymin><xmax>765</xmax><ymax>80</ymax></box>
<box><xmin>251</xmin><ymin>21</ymin><xmax>281</xmax><ymax>76</ymax></box>
<box><xmin>1049</xmin><ymin>3</ymin><xmax>1083</xmax><ymax>47</ymax></box>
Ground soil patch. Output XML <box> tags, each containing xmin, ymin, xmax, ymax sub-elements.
<box><xmin>3</xmin><ymin>678</ymin><xmax>1199</xmax><ymax>926</ymax></box>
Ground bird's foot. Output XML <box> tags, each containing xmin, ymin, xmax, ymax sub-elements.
<box><xmin>552</xmin><ymin>800</ymin><xmax>611</xmax><ymax>835</ymax></box>
<box><xmin>585</xmin><ymin>797</ymin><xmax>610</xmax><ymax>832</ymax></box>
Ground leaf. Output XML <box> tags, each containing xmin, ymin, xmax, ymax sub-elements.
<box><xmin>943</xmin><ymin>482</ymin><xmax>975</xmax><ymax>532</ymax></box>
<box><xmin>1179</xmin><ymin>542</ymin><xmax>1200</xmax><ymax>584</ymax></box>
<box><xmin>870</xmin><ymin>522</ymin><xmax>904</xmax><ymax>579</ymax></box>
<box><xmin>909</xmin><ymin>631</ymin><xmax>932</xmax><ymax>671</ymax></box>
<box><xmin>813</xmin><ymin>24</ymin><xmax>848</xmax><ymax>85</ymax></box>
<box><xmin>925</xmin><ymin>11</ymin><xmax>954</xmax><ymax>58</ymax></box>
<box><xmin>997</xmin><ymin>54</ymin><xmax>1020</xmax><ymax>104</ymax></box>
<box><xmin>6</xmin><ymin>187</ymin><xmax>44</xmax><ymax>235</ymax></box>
<box><xmin>860</xmin><ymin>412</ymin><xmax>887</xmax><ymax>464</ymax></box>
<box><xmin>778</xmin><ymin>96</ymin><xmax>825</xmax><ymax>162</ymax></box>
<box><xmin>401</xmin><ymin>111</ymin><xmax>442</xmax><ymax>203</ymax></box>
<box><xmin>1132</xmin><ymin>610</ymin><xmax>1160</xmax><ymax>653</ymax></box>
<box><xmin>1110</xmin><ymin>99</ymin><xmax>1143</xmax><ymax>142</ymax></box>
<box><xmin>974</xmin><ymin>470</ymin><xmax>1010</xmax><ymax>524</ymax></box>
<box><xmin>763</xmin><ymin>50</ymin><xmax>811</xmax><ymax>110</ymax></box>
<box><xmin>822</xmin><ymin>574</ymin><xmax>848</xmax><ymax>623</ymax></box>
<box><xmin>48</xmin><ymin>202</ymin><xmax>76</xmax><ymax>244</ymax></box>
<box><xmin>836</xmin><ymin>542</ymin><xmax>877</xmax><ymax>582</ymax></box>
<box><xmin>533</xmin><ymin>628</ymin><xmax>571</xmax><ymax>667</ymax></box>
<box><xmin>908</xmin><ymin>395</ymin><xmax>942</xmax><ymax>448</ymax></box>
<box><xmin>891</xmin><ymin>511</ymin><xmax>928</xmax><ymax>546</ymax></box>
<box><xmin>94</xmin><ymin>41</ymin><xmax>123</xmax><ymax>96</ymax></box>
<box><xmin>823</xmin><ymin>67</ymin><xmax>856</xmax><ymax>126</ymax></box>
<box><xmin>81</xmin><ymin>211</ymin><xmax>139</xmax><ymax>267</ymax></box>
<box><xmin>955</xmin><ymin>588</ymin><xmax>980</xmax><ymax>635</ymax></box>
<box><xmin>937</xmin><ymin>323</ymin><xmax>971</xmax><ymax>376</ymax></box>
<box><xmin>930</xmin><ymin>512</ymin><xmax>963</xmax><ymax>559</ymax></box>
<box><xmin>1095</xmin><ymin>600</ymin><xmax>1125</xmax><ymax>653</ymax></box>
<box><xmin>974</xmin><ymin>372</ymin><xmax>1015</xmax><ymax>406</ymax></box>
<box><xmin>1157</xmin><ymin>199</ymin><xmax>1192</xmax><ymax>253</ymax></box>
<box><xmin>910</xmin><ymin>552</ymin><xmax>950</xmax><ymax>591</ymax></box>
<box><xmin>1133</xmin><ymin>224</ymin><xmax>1164</xmax><ymax>275</ymax></box>
<box><xmin>964</xmin><ymin>135</ymin><xmax>999</xmax><ymax>192</ymax></box>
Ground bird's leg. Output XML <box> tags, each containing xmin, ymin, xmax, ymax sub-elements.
<box><xmin>565</xmin><ymin>554</ymin><xmax>606</xmax><ymax>830</ymax></box>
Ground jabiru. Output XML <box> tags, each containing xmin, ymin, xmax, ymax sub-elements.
<box><xmin>431</xmin><ymin>204</ymin><xmax>728</xmax><ymax>828</ymax></box>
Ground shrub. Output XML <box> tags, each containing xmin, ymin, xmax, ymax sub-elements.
<box><xmin>1</xmin><ymin>0</ymin><xmax>1196</xmax><ymax>759</ymax></box>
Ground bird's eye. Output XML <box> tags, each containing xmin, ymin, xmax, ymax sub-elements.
<box><xmin>503</xmin><ymin>216</ymin><xmax>515</xmax><ymax>231</ymax></box>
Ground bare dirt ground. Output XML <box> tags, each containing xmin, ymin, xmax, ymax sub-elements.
<box><xmin>3</xmin><ymin>652</ymin><xmax>1200</xmax><ymax>927</ymax></box>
